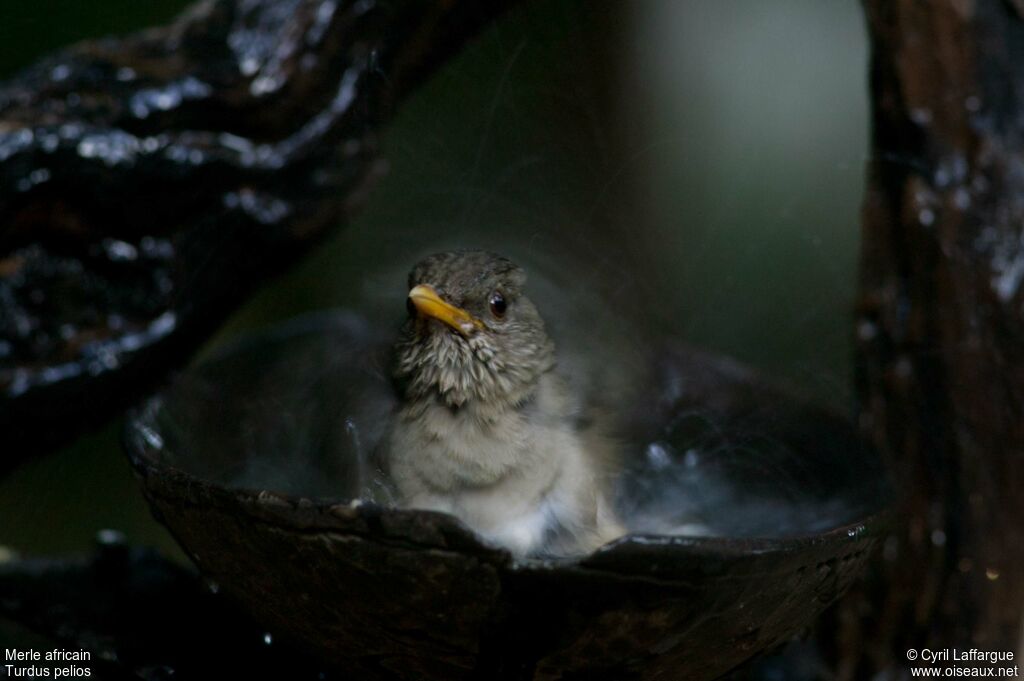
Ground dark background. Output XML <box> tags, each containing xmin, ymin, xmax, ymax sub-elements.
<box><xmin>0</xmin><ymin>0</ymin><xmax>867</xmax><ymax>557</ymax></box>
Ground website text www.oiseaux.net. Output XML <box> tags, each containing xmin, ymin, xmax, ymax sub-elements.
<box><xmin>906</xmin><ymin>648</ymin><xmax>1018</xmax><ymax>677</ymax></box>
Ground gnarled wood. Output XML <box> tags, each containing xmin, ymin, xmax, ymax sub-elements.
<box><xmin>846</xmin><ymin>0</ymin><xmax>1024</xmax><ymax>675</ymax></box>
<box><xmin>0</xmin><ymin>0</ymin><xmax>515</xmax><ymax>469</ymax></box>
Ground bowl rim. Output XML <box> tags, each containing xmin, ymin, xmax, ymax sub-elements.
<box><xmin>125</xmin><ymin>418</ymin><xmax>892</xmax><ymax>582</ymax></box>
<box><xmin>123</xmin><ymin>310</ymin><xmax>894</xmax><ymax>578</ymax></box>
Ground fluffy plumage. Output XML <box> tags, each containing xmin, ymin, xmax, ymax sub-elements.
<box><xmin>385</xmin><ymin>250</ymin><xmax>623</xmax><ymax>557</ymax></box>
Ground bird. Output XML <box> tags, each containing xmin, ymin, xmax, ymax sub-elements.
<box><xmin>384</xmin><ymin>250</ymin><xmax>625</xmax><ymax>558</ymax></box>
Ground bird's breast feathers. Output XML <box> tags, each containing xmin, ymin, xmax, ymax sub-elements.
<box><xmin>386</xmin><ymin>373</ymin><xmax>607</xmax><ymax>555</ymax></box>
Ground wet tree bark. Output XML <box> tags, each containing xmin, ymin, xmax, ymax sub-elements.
<box><xmin>0</xmin><ymin>0</ymin><xmax>516</xmax><ymax>470</ymax></box>
<box><xmin>844</xmin><ymin>0</ymin><xmax>1024</xmax><ymax>675</ymax></box>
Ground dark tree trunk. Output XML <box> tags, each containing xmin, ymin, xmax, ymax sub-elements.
<box><xmin>848</xmin><ymin>0</ymin><xmax>1024</xmax><ymax>675</ymax></box>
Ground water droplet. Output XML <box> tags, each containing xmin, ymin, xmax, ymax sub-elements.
<box><xmin>986</xmin><ymin>568</ymin><xmax>1000</xmax><ymax>581</ymax></box>
<box><xmin>50</xmin><ymin>64</ymin><xmax>71</xmax><ymax>82</ymax></box>
<box><xmin>263</xmin><ymin>633</ymin><xmax>273</xmax><ymax>645</ymax></box>
<box><xmin>58</xmin><ymin>123</ymin><xmax>81</xmax><ymax>139</ymax></box>
<box><xmin>140</xmin><ymin>236</ymin><xmax>174</xmax><ymax>260</ymax></box>
<box><xmin>683</xmin><ymin>449</ymin><xmax>699</xmax><ymax>468</ymax></box>
<box><xmin>953</xmin><ymin>187</ymin><xmax>970</xmax><ymax>210</ymax></box>
<box><xmin>307</xmin><ymin>0</ymin><xmax>337</xmax><ymax>45</ymax></box>
<box><xmin>931</xmin><ymin>529</ymin><xmax>946</xmax><ymax>547</ymax></box>
<box><xmin>910</xmin><ymin>108</ymin><xmax>933</xmax><ymax>125</ymax></box>
<box><xmin>130</xmin><ymin>77</ymin><xmax>211</xmax><ymax>118</ymax></box>
<box><xmin>857</xmin><ymin>320</ymin><xmax>878</xmax><ymax>342</ymax></box>
<box><xmin>102</xmin><ymin>238</ymin><xmax>138</xmax><ymax>262</ymax></box>
<box><xmin>154</xmin><ymin>92</ymin><xmax>175</xmax><ymax>110</ymax></box>
<box><xmin>138</xmin><ymin>424</ymin><xmax>165</xmax><ymax>450</ymax></box>
<box><xmin>29</xmin><ymin>168</ymin><xmax>51</xmax><ymax>185</ymax></box>
<box><xmin>240</xmin><ymin>56</ymin><xmax>262</xmax><ymax>77</ymax></box>
<box><xmin>992</xmin><ymin>254</ymin><xmax>1024</xmax><ymax>302</ymax></box>
<box><xmin>8</xmin><ymin>370</ymin><xmax>32</xmax><ymax>397</ymax></box>
<box><xmin>965</xmin><ymin>95</ymin><xmax>981</xmax><ymax>112</ymax></box>
<box><xmin>97</xmin><ymin>528</ymin><xmax>127</xmax><ymax>546</ymax></box>
<box><xmin>222</xmin><ymin>189</ymin><xmax>291</xmax><ymax>224</ymax></box>
<box><xmin>918</xmin><ymin>208</ymin><xmax>935</xmax><ymax>227</ymax></box>
<box><xmin>251</xmin><ymin>74</ymin><xmax>283</xmax><ymax>96</ymax></box>
<box><xmin>645</xmin><ymin>442</ymin><xmax>671</xmax><ymax>470</ymax></box>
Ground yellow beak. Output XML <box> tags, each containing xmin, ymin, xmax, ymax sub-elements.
<box><xmin>408</xmin><ymin>284</ymin><xmax>484</xmax><ymax>336</ymax></box>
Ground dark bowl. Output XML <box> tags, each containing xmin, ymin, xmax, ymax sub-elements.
<box><xmin>124</xmin><ymin>311</ymin><xmax>891</xmax><ymax>681</ymax></box>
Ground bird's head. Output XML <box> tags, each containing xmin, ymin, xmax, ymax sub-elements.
<box><xmin>394</xmin><ymin>250</ymin><xmax>555</xmax><ymax>409</ymax></box>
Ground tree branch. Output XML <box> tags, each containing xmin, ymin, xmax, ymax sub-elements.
<box><xmin>0</xmin><ymin>0</ymin><xmax>517</xmax><ymax>469</ymax></box>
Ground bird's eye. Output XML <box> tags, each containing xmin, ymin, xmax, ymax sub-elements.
<box><xmin>489</xmin><ymin>291</ymin><xmax>507</xmax><ymax>318</ymax></box>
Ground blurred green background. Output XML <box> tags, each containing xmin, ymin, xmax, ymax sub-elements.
<box><xmin>0</xmin><ymin>0</ymin><xmax>867</xmax><ymax>557</ymax></box>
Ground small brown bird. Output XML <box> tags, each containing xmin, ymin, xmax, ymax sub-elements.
<box><xmin>385</xmin><ymin>250</ymin><xmax>624</xmax><ymax>557</ymax></box>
